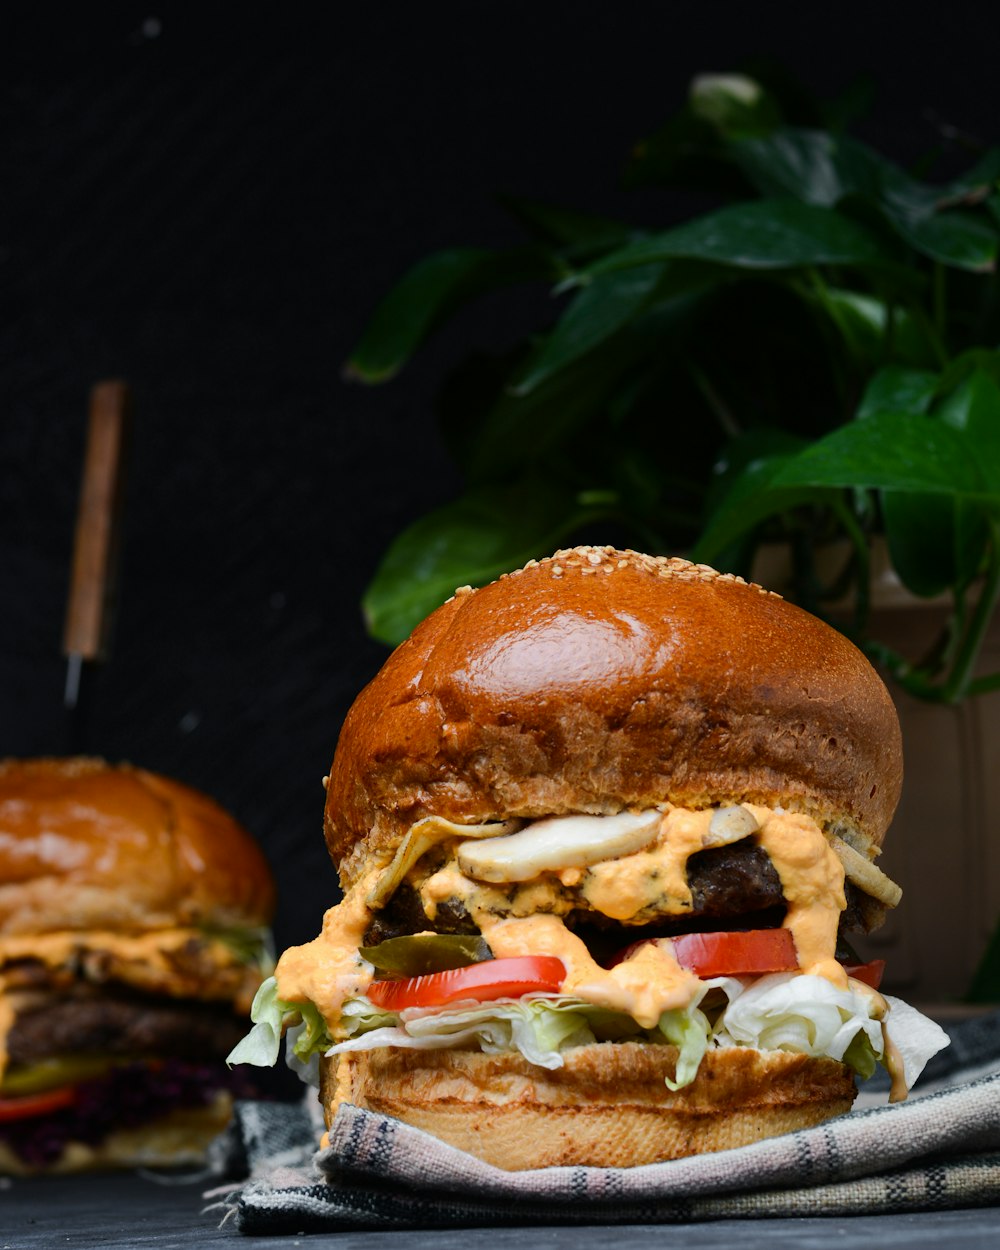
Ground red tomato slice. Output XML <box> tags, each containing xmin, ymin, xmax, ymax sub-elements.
<box><xmin>670</xmin><ymin>928</ymin><xmax>799</xmax><ymax>977</ymax></box>
<box><xmin>841</xmin><ymin>958</ymin><xmax>886</xmax><ymax>990</ymax></box>
<box><xmin>0</xmin><ymin>1083</ymin><xmax>77</xmax><ymax>1123</ymax></box>
<box><xmin>366</xmin><ymin>955</ymin><xmax>566</xmax><ymax>1011</ymax></box>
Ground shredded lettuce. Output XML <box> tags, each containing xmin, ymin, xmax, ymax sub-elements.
<box><xmin>654</xmin><ymin>1006</ymin><xmax>711</xmax><ymax>1090</ymax></box>
<box><xmin>225</xmin><ymin>975</ymin><xmax>332</xmax><ymax>1070</ymax></box>
<box><xmin>331</xmin><ymin>995</ymin><xmax>599</xmax><ymax>1069</ymax></box>
<box><xmin>842</xmin><ymin>1028</ymin><xmax>879</xmax><ymax>1081</ymax></box>
<box><xmin>229</xmin><ymin>971</ymin><xmax>949</xmax><ymax>1104</ymax></box>
<box><xmin>713</xmin><ymin>972</ymin><xmax>885</xmax><ymax>1064</ymax></box>
<box><xmin>882</xmin><ymin>993</ymin><xmax>950</xmax><ymax>1088</ymax></box>
<box><xmin>330</xmin><ymin>992</ymin><xmax>720</xmax><ymax>1087</ymax></box>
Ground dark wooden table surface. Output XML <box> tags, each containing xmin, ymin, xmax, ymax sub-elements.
<box><xmin>3</xmin><ymin>1173</ymin><xmax>999</xmax><ymax>1249</ymax></box>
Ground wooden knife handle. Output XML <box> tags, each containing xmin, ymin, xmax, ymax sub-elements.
<box><xmin>62</xmin><ymin>380</ymin><xmax>131</xmax><ymax>664</ymax></box>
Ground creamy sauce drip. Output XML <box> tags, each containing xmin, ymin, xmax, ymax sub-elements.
<box><xmin>277</xmin><ymin>803</ymin><xmax>851</xmax><ymax>1043</ymax></box>
<box><xmin>0</xmin><ymin>927</ymin><xmax>233</xmax><ymax>967</ymax></box>
<box><xmin>274</xmin><ymin>879</ymin><xmax>377</xmax><ymax>1040</ymax></box>
<box><xmin>423</xmin><ymin>805</ymin><xmax>846</xmax><ymax>980</ymax></box>
<box><xmin>580</xmin><ymin>808</ymin><xmax>704</xmax><ymax>919</ymax></box>
<box><xmin>883</xmin><ymin>1028</ymin><xmax>908</xmax><ymax>1103</ymax></box>
<box><xmin>847</xmin><ymin>975</ymin><xmax>903</xmax><ymax>1101</ymax></box>
<box><xmin>476</xmin><ymin>913</ymin><xmax>696</xmax><ymax>1028</ymax></box>
<box><xmin>750</xmin><ymin>808</ymin><xmax>847</xmax><ymax>982</ymax></box>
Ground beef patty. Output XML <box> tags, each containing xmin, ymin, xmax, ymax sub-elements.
<box><xmin>8</xmin><ymin>986</ymin><xmax>247</xmax><ymax>1067</ymax></box>
<box><xmin>363</xmin><ymin>841</ymin><xmax>883</xmax><ymax>945</ymax></box>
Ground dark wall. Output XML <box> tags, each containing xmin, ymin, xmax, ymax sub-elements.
<box><xmin>4</xmin><ymin>4</ymin><xmax>995</xmax><ymax>954</ymax></box>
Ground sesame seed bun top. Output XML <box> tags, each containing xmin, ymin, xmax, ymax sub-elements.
<box><xmin>326</xmin><ymin>547</ymin><xmax>902</xmax><ymax>886</ymax></box>
<box><xmin>0</xmin><ymin>757</ymin><xmax>275</xmax><ymax>935</ymax></box>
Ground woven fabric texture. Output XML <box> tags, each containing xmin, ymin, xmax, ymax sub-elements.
<box><xmin>217</xmin><ymin>1010</ymin><xmax>1000</xmax><ymax>1232</ymax></box>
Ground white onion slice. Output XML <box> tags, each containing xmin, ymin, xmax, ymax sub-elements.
<box><xmin>367</xmin><ymin>816</ymin><xmax>519</xmax><ymax>909</ymax></box>
<box><xmin>457</xmin><ymin>810</ymin><xmax>663</xmax><ymax>883</ymax></box>
<box><xmin>706</xmin><ymin>805</ymin><xmax>759</xmax><ymax>845</ymax></box>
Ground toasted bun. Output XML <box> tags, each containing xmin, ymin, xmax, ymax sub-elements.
<box><xmin>327</xmin><ymin>547</ymin><xmax>902</xmax><ymax>885</ymax></box>
<box><xmin>322</xmin><ymin>1045</ymin><xmax>857</xmax><ymax>1169</ymax></box>
<box><xmin>0</xmin><ymin>1091</ymin><xmax>233</xmax><ymax>1176</ymax></box>
<box><xmin>0</xmin><ymin>758</ymin><xmax>275</xmax><ymax>936</ymax></box>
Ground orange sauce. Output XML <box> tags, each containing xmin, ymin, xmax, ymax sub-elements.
<box><xmin>285</xmin><ymin>804</ymin><xmax>853</xmax><ymax>1043</ymax></box>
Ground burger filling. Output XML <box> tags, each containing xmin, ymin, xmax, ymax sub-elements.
<box><xmin>229</xmin><ymin>805</ymin><xmax>948</xmax><ymax>1101</ymax></box>
<box><xmin>0</xmin><ymin>925</ymin><xmax>272</xmax><ymax>1169</ymax></box>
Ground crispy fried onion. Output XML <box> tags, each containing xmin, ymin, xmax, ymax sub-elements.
<box><xmin>827</xmin><ymin>834</ymin><xmax>902</xmax><ymax>908</ymax></box>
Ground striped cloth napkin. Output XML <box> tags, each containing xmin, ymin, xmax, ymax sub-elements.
<box><xmin>216</xmin><ymin>1011</ymin><xmax>1000</xmax><ymax>1234</ymax></box>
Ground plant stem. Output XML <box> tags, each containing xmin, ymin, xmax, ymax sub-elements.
<box><xmin>687</xmin><ymin>361</ymin><xmax>741</xmax><ymax>439</ymax></box>
<box><xmin>967</xmin><ymin>670</ymin><xmax>1000</xmax><ymax>696</ymax></box>
<box><xmin>933</xmin><ymin>261</ymin><xmax>947</xmax><ymax>349</ymax></box>
<box><xmin>943</xmin><ymin>520</ymin><xmax>1000</xmax><ymax>702</ymax></box>
<box><xmin>828</xmin><ymin>495</ymin><xmax>871</xmax><ymax>633</ymax></box>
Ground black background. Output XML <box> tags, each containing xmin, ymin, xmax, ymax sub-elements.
<box><xmin>4</xmin><ymin>3</ymin><xmax>997</xmax><ymax>958</ymax></box>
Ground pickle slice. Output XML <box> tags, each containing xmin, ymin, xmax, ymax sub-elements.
<box><xmin>359</xmin><ymin>933</ymin><xmax>492</xmax><ymax>976</ymax></box>
<box><xmin>1</xmin><ymin>1054</ymin><xmax>117</xmax><ymax>1096</ymax></box>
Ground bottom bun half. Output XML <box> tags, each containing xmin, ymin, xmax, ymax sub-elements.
<box><xmin>0</xmin><ymin>1092</ymin><xmax>233</xmax><ymax>1176</ymax></box>
<box><xmin>321</xmin><ymin>1045</ymin><xmax>857</xmax><ymax>1170</ymax></box>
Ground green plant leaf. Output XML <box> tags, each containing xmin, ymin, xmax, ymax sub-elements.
<box><xmin>856</xmin><ymin>365</ymin><xmax>939</xmax><ymax>419</ymax></box>
<box><xmin>867</xmin><ymin>159</ymin><xmax>999</xmax><ymax>271</ymax></box>
<box><xmin>346</xmin><ymin>246</ymin><xmax>554</xmax><ymax>383</ymax></box>
<box><xmin>448</xmin><ymin>343</ymin><xmax>634</xmax><ymax>484</ymax></box>
<box><xmin>891</xmin><ymin>210</ymin><xmax>998</xmax><ymax>272</ymax></box>
<box><xmin>693</xmin><ymin>451</ymin><xmax>834</xmax><ymax>563</ymax></box>
<box><xmin>728</xmin><ymin>129</ymin><xmax>879</xmax><ymax>206</ymax></box>
<box><xmin>868</xmin><ymin>367</ymin><xmax>997</xmax><ymax>597</ymax></box>
<box><xmin>448</xmin><ymin>297</ymin><xmax>706</xmax><ymax>485</ymax></box>
<box><xmin>583</xmin><ymin>200</ymin><xmax>893</xmax><ymax>279</ymax></box>
<box><xmin>361</xmin><ymin>482</ymin><xmax>609</xmax><ymax>644</ymax></box>
<box><xmin>882</xmin><ymin>491</ymin><xmax>964</xmax><ymax>598</ymax></box>
<box><xmin>939</xmin><ymin>146</ymin><xmax>1000</xmax><ymax>199</ymax></box>
<box><xmin>861</xmin><ymin>407</ymin><xmax>953</xmax><ymax>595</ymax></box>
<box><xmin>810</xmin><ymin>288</ymin><xmax>938</xmax><ymax>370</ymax></box>
<box><xmin>771</xmin><ymin>411</ymin><xmax>991</xmax><ymax>498</ymax></box>
<box><xmin>511</xmin><ymin>264</ymin><xmax>665</xmax><ymax>395</ymax></box>
<box><xmin>932</xmin><ymin>368</ymin><xmax>1000</xmax><ymax>588</ymax></box>
<box><xmin>936</xmin><ymin>366</ymin><xmax>1000</xmax><ymax>490</ymax></box>
<box><xmin>706</xmin><ymin>427</ymin><xmax>810</xmax><ymax>513</ymax></box>
<box><xmin>697</xmin><ymin>411</ymin><xmax>998</xmax><ymax>569</ymax></box>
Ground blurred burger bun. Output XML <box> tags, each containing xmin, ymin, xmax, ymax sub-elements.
<box><xmin>0</xmin><ymin>757</ymin><xmax>275</xmax><ymax>1175</ymax></box>
<box><xmin>0</xmin><ymin>756</ymin><xmax>275</xmax><ymax>936</ymax></box>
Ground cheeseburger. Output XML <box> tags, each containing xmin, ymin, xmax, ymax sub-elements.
<box><xmin>0</xmin><ymin>757</ymin><xmax>275</xmax><ymax>1173</ymax></box>
<box><xmin>232</xmin><ymin>547</ymin><xmax>947</xmax><ymax>1169</ymax></box>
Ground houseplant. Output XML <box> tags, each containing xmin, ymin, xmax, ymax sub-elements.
<box><xmin>345</xmin><ymin>70</ymin><xmax>1000</xmax><ymax>998</ymax></box>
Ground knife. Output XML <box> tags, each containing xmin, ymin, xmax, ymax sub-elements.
<box><xmin>62</xmin><ymin>379</ymin><xmax>132</xmax><ymax>717</ymax></box>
